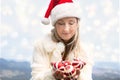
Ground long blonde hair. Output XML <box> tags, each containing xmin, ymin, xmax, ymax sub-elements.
<box><xmin>51</xmin><ymin>20</ymin><xmax>80</xmax><ymax>60</ymax></box>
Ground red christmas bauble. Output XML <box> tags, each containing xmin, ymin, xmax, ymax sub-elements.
<box><xmin>72</xmin><ymin>58</ymin><xmax>86</xmax><ymax>69</ymax></box>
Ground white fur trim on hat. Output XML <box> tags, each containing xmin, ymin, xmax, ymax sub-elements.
<box><xmin>51</xmin><ymin>3</ymin><xmax>81</xmax><ymax>25</ymax></box>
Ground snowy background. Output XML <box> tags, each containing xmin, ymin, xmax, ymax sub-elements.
<box><xmin>0</xmin><ymin>0</ymin><xmax>119</xmax><ymax>63</ymax></box>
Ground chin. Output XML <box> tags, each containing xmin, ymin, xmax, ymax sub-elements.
<box><xmin>61</xmin><ymin>35</ymin><xmax>73</xmax><ymax>41</ymax></box>
<box><xmin>62</xmin><ymin>37</ymin><xmax>71</xmax><ymax>41</ymax></box>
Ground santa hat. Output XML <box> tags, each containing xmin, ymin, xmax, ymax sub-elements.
<box><xmin>41</xmin><ymin>0</ymin><xmax>81</xmax><ymax>25</ymax></box>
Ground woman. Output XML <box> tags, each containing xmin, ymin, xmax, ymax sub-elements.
<box><xmin>31</xmin><ymin>0</ymin><xmax>93</xmax><ymax>80</ymax></box>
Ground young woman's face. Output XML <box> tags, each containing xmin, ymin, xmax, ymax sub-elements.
<box><xmin>55</xmin><ymin>17</ymin><xmax>79</xmax><ymax>42</ymax></box>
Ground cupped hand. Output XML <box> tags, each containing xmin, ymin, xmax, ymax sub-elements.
<box><xmin>72</xmin><ymin>69</ymin><xmax>80</xmax><ymax>79</ymax></box>
<box><xmin>53</xmin><ymin>70</ymin><xmax>66</xmax><ymax>79</ymax></box>
<box><xmin>64</xmin><ymin>69</ymin><xmax>80</xmax><ymax>80</ymax></box>
<box><xmin>55</xmin><ymin>69</ymin><xmax>80</xmax><ymax>80</ymax></box>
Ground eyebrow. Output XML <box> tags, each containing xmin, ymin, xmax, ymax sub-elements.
<box><xmin>58</xmin><ymin>19</ymin><xmax>76</xmax><ymax>22</ymax></box>
<box><xmin>69</xmin><ymin>20</ymin><xmax>76</xmax><ymax>22</ymax></box>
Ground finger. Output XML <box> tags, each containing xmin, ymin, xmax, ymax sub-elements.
<box><xmin>53</xmin><ymin>74</ymin><xmax>58</xmax><ymax>79</ymax></box>
<box><xmin>57</xmin><ymin>71</ymin><xmax>65</xmax><ymax>78</ymax></box>
<box><xmin>53</xmin><ymin>71</ymin><xmax>61</xmax><ymax>79</ymax></box>
<box><xmin>74</xmin><ymin>75</ymin><xmax>79</xmax><ymax>79</ymax></box>
<box><xmin>60</xmin><ymin>72</ymin><xmax>65</xmax><ymax>78</ymax></box>
<box><xmin>76</xmin><ymin>69</ymin><xmax>80</xmax><ymax>74</ymax></box>
<box><xmin>63</xmin><ymin>74</ymin><xmax>67</xmax><ymax>78</ymax></box>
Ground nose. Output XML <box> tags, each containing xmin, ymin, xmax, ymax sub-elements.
<box><xmin>63</xmin><ymin>24</ymin><xmax>70</xmax><ymax>32</ymax></box>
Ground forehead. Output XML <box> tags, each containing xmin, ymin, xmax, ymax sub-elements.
<box><xmin>57</xmin><ymin>17</ymin><xmax>77</xmax><ymax>22</ymax></box>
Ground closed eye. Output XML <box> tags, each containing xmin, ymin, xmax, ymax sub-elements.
<box><xmin>69</xmin><ymin>22</ymin><xmax>75</xmax><ymax>25</ymax></box>
<box><xmin>58</xmin><ymin>22</ymin><xmax>65</xmax><ymax>25</ymax></box>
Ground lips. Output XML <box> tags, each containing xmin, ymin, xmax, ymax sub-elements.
<box><xmin>62</xmin><ymin>33</ymin><xmax>70</xmax><ymax>35</ymax></box>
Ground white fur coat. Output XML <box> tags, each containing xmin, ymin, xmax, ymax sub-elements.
<box><xmin>31</xmin><ymin>33</ymin><xmax>93</xmax><ymax>80</ymax></box>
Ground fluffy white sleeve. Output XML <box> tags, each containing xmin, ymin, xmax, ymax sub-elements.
<box><xmin>31</xmin><ymin>40</ymin><xmax>55</xmax><ymax>80</ymax></box>
<box><xmin>78</xmin><ymin>62</ymin><xmax>93</xmax><ymax>80</ymax></box>
<box><xmin>77</xmin><ymin>49</ymin><xmax>93</xmax><ymax>80</ymax></box>
<box><xmin>78</xmin><ymin>53</ymin><xmax>93</xmax><ymax>80</ymax></box>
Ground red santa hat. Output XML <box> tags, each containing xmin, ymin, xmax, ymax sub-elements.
<box><xmin>41</xmin><ymin>0</ymin><xmax>81</xmax><ymax>25</ymax></box>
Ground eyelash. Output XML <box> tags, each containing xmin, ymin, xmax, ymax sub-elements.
<box><xmin>58</xmin><ymin>23</ymin><xmax>64</xmax><ymax>25</ymax></box>
<box><xmin>69</xmin><ymin>22</ymin><xmax>74</xmax><ymax>25</ymax></box>
<box><xmin>58</xmin><ymin>22</ymin><xmax>75</xmax><ymax>25</ymax></box>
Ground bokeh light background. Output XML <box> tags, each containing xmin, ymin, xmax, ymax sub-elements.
<box><xmin>0</xmin><ymin>0</ymin><xmax>119</xmax><ymax>64</ymax></box>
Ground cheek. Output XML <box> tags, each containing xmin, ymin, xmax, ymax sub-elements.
<box><xmin>71</xmin><ymin>28</ymin><xmax>77</xmax><ymax>33</ymax></box>
<box><xmin>56</xmin><ymin>27</ymin><xmax>62</xmax><ymax>35</ymax></box>
<box><xmin>71</xmin><ymin>26</ymin><xmax>78</xmax><ymax>34</ymax></box>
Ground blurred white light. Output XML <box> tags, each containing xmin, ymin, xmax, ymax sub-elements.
<box><xmin>1</xmin><ymin>6</ymin><xmax>13</xmax><ymax>16</ymax></box>
<box><xmin>93</xmin><ymin>19</ymin><xmax>101</xmax><ymax>26</ymax></box>
<box><xmin>86</xmin><ymin>4</ymin><xmax>96</xmax><ymax>18</ymax></box>
<box><xmin>0</xmin><ymin>40</ymin><xmax>8</xmax><ymax>48</ymax></box>
<box><xmin>107</xmin><ymin>17</ymin><xmax>118</xmax><ymax>27</ymax></box>
<box><xmin>103</xmin><ymin>7</ymin><xmax>113</xmax><ymax>15</ymax></box>
<box><xmin>0</xmin><ymin>24</ymin><xmax>13</xmax><ymax>37</ymax></box>
<box><xmin>15</xmin><ymin>0</ymin><xmax>31</xmax><ymax>27</ymax></box>
<box><xmin>111</xmin><ymin>55</ymin><xmax>119</xmax><ymax>62</ymax></box>
<box><xmin>101</xmin><ymin>0</ymin><xmax>113</xmax><ymax>15</ymax></box>
<box><xmin>10</xmin><ymin>31</ymin><xmax>19</xmax><ymax>39</ymax></box>
<box><xmin>10</xmin><ymin>47</ymin><xmax>17</xmax><ymax>56</ymax></box>
<box><xmin>94</xmin><ymin>51</ymin><xmax>106</xmax><ymax>62</ymax></box>
<box><xmin>95</xmin><ymin>45</ymin><xmax>101</xmax><ymax>51</ymax></box>
<box><xmin>27</xmin><ymin>5</ymin><xmax>35</xmax><ymax>15</ymax></box>
<box><xmin>21</xmin><ymin>38</ymin><xmax>32</xmax><ymax>50</ymax></box>
<box><xmin>31</xmin><ymin>19</ymin><xmax>39</xmax><ymax>26</ymax></box>
<box><xmin>116</xmin><ymin>27</ymin><xmax>120</xmax><ymax>33</ymax></box>
<box><xmin>37</xmin><ymin>6</ymin><xmax>47</xmax><ymax>18</ymax></box>
<box><xmin>16</xmin><ymin>54</ymin><xmax>25</xmax><ymax>61</ymax></box>
<box><xmin>86</xmin><ymin>26</ymin><xmax>92</xmax><ymax>32</ymax></box>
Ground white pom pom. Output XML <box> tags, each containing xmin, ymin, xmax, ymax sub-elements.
<box><xmin>56</xmin><ymin>42</ymin><xmax>65</xmax><ymax>53</ymax></box>
<box><xmin>41</xmin><ymin>18</ymin><xmax>50</xmax><ymax>25</ymax></box>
